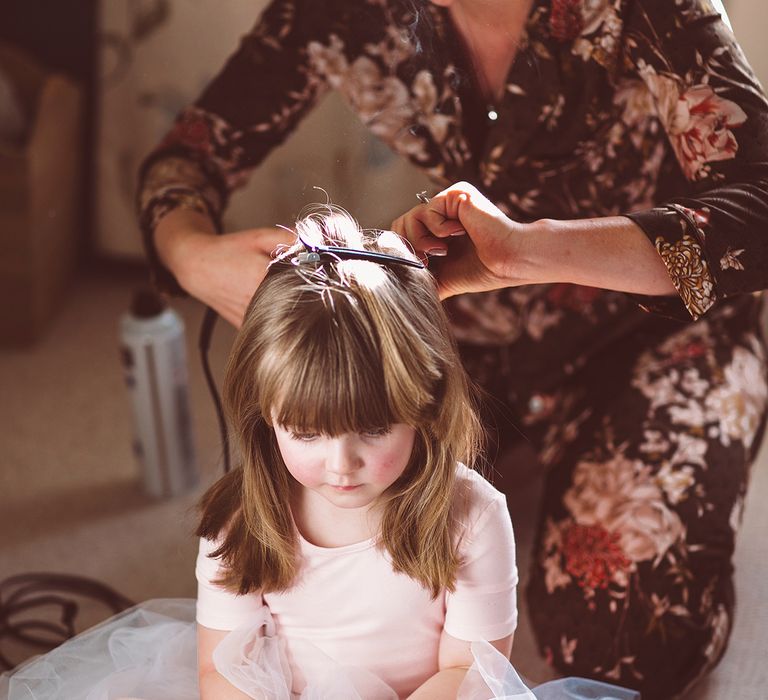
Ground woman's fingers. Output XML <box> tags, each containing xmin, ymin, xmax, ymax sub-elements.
<box><xmin>391</xmin><ymin>204</ymin><xmax>465</xmax><ymax>260</ymax></box>
<box><xmin>420</xmin><ymin>202</ymin><xmax>467</xmax><ymax>239</ymax></box>
<box><xmin>392</xmin><ymin>184</ymin><xmax>483</xmax><ymax>248</ymax></box>
<box><xmin>433</xmin><ymin>186</ymin><xmax>469</xmax><ymax>221</ymax></box>
<box><xmin>391</xmin><ymin>181</ymin><xmax>520</xmax><ymax>296</ymax></box>
<box><xmin>392</xmin><ymin>210</ymin><xmax>439</xmax><ymax>258</ymax></box>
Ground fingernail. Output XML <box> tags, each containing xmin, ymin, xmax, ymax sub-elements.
<box><xmin>427</xmin><ymin>248</ymin><xmax>448</xmax><ymax>256</ymax></box>
<box><xmin>449</xmin><ymin>229</ymin><xmax>467</xmax><ymax>237</ymax></box>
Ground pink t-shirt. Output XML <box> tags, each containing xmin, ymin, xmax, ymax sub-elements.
<box><xmin>196</xmin><ymin>463</ymin><xmax>517</xmax><ymax>697</ymax></box>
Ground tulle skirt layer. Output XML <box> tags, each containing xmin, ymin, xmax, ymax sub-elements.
<box><xmin>0</xmin><ymin>599</ymin><xmax>639</xmax><ymax>700</ymax></box>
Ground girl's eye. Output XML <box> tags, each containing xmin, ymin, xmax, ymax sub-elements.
<box><xmin>362</xmin><ymin>427</ymin><xmax>390</xmax><ymax>438</ymax></box>
<box><xmin>290</xmin><ymin>431</ymin><xmax>319</xmax><ymax>442</ymax></box>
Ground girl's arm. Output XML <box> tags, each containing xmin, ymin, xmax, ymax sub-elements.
<box><xmin>407</xmin><ymin>476</ymin><xmax>517</xmax><ymax>699</ymax></box>
<box><xmin>406</xmin><ymin>630</ymin><xmax>513</xmax><ymax>699</ymax></box>
<box><xmin>198</xmin><ymin>624</ymin><xmax>261</xmax><ymax>700</ymax></box>
<box><xmin>195</xmin><ymin>536</ymin><xmax>269</xmax><ymax>698</ymax></box>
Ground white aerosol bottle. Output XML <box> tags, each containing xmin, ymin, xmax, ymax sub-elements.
<box><xmin>119</xmin><ymin>289</ymin><xmax>198</xmax><ymax>498</ymax></box>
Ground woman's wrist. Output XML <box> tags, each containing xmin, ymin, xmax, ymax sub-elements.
<box><xmin>498</xmin><ymin>217</ymin><xmax>554</xmax><ymax>287</ymax></box>
<box><xmin>154</xmin><ymin>208</ymin><xmax>218</xmax><ymax>288</ymax></box>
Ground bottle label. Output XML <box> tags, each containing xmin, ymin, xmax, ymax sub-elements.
<box><xmin>120</xmin><ymin>311</ymin><xmax>198</xmax><ymax>497</ymax></box>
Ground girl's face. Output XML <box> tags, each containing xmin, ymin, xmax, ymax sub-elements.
<box><xmin>272</xmin><ymin>421</ymin><xmax>417</xmax><ymax>511</ymax></box>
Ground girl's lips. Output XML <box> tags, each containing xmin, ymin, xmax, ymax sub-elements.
<box><xmin>328</xmin><ymin>484</ymin><xmax>361</xmax><ymax>491</ymax></box>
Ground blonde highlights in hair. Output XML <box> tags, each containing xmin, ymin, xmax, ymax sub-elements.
<box><xmin>197</xmin><ymin>209</ymin><xmax>483</xmax><ymax>598</ymax></box>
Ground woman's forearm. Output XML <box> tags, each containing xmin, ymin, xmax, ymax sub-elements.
<box><xmin>518</xmin><ymin>215</ymin><xmax>677</xmax><ymax>296</ymax></box>
<box><xmin>154</xmin><ymin>207</ymin><xmax>219</xmax><ymax>283</ymax></box>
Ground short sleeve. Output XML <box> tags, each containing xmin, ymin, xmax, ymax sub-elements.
<box><xmin>195</xmin><ymin>537</ymin><xmax>265</xmax><ymax>631</ymax></box>
<box><xmin>443</xmin><ymin>490</ymin><xmax>518</xmax><ymax>642</ymax></box>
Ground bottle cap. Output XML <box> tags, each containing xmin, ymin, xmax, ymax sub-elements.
<box><xmin>130</xmin><ymin>289</ymin><xmax>167</xmax><ymax>318</ymax></box>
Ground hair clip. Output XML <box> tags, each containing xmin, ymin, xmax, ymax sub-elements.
<box><xmin>295</xmin><ymin>250</ymin><xmax>322</xmax><ymax>264</ymax></box>
<box><xmin>294</xmin><ymin>234</ymin><xmax>425</xmax><ymax>269</ymax></box>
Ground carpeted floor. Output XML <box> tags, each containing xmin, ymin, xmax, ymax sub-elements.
<box><xmin>1</xmin><ymin>262</ymin><xmax>766</xmax><ymax>697</ymax></box>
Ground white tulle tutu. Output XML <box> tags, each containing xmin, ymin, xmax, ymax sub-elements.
<box><xmin>0</xmin><ymin>599</ymin><xmax>639</xmax><ymax>700</ymax></box>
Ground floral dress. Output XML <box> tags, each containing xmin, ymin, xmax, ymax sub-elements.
<box><xmin>137</xmin><ymin>1</ymin><xmax>768</xmax><ymax>697</ymax></box>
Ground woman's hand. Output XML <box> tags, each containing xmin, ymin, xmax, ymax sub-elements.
<box><xmin>174</xmin><ymin>228</ymin><xmax>293</xmax><ymax>328</ymax></box>
<box><xmin>391</xmin><ymin>182</ymin><xmax>530</xmax><ymax>299</ymax></box>
<box><xmin>393</xmin><ymin>181</ymin><xmax>680</xmax><ymax>301</ymax></box>
<box><xmin>155</xmin><ymin>209</ymin><xmax>294</xmax><ymax>328</ymax></box>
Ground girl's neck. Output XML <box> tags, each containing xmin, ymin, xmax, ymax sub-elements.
<box><xmin>291</xmin><ymin>486</ymin><xmax>382</xmax><ymax>549</ymax></box>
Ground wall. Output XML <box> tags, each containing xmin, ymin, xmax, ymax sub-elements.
<box><xmin>728</xmin><ymin>0</ymin><xmax>768</xmax><ymax>87</ymax></box>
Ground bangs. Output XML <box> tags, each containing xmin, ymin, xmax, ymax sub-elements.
<box><xmin>256</xmin><ymin>282</ymin><xmax>438</xmax><ymax>435</ymax></box>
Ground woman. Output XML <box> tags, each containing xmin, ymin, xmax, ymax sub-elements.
<box><xmin>137</xmin><ymin>1</ymin><xmax>768</xmax><ymax>696</ymax></box>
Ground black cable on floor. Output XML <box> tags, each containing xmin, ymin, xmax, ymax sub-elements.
<box><xmin>0</xmin><ymin>572</ymin><xmax>135</xmax><ymax>672</ymax></box>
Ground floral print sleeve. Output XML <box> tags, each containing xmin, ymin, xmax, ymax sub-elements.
<box><xmin>136</xmin><ymin>0</ymin><xmax>331</xmax><ymax>293</ymax></box>
<box><xmin>620</xmin><ymin>0</ymin><xmax>768</xmax><ymax>320</ymax></box>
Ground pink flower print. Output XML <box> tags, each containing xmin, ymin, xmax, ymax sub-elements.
<box><xmin>670</xmin><ymin>85</ymin><xmax>747</xmax><ymax>181</ymax></box>
<box><xmin>668</xmin><ymin>340</ymin><xmax>708</xmax><ymax>365</ymax></box>
<box><xmin>550</xmin><ymin>0</ymin><xmax>584</xmax><ymax>42</ymax></box>
<box><xmin>561</xmin><ymin>522</ymin><xmax>631</xmax><ymax>590</ymax></box>
<box><xmin>675</xmin><ymin>204</ymin><xmax>711</xmax><ymax>228</ymax></box>
<box><xmin>161</xmin><ymin>111</ymin><xmax>214</xmax><ymax>156</ymax></box>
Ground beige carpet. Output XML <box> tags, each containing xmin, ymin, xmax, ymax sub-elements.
<box><xmin>1</xmin><ymin>263</ymin><xmax>766</xmax><ymax>698</ymax></box>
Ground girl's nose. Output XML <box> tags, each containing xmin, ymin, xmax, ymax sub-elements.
<box><xmin>326</xmin><ymin>435</ymin><xmax>362</xmax><ymax>475</ymax></box>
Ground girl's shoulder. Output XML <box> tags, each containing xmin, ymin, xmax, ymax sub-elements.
<box><xmin>451</xmin><ymin>463</ymin><xmax>509</xmax><ymax>539</ymax></box>
<box><xmin>453</xmin><ymin>462</ymin><xmax>505</xmax><ymax>503</ymax></box>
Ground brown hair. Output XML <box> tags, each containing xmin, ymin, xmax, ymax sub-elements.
<box><xmin>197</xmin><ymin>209</ymin><xmax>483</xmax><ymax>598</ymax></box>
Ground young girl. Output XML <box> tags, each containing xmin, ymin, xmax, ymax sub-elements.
<box><xmin>194</xmin><ymin>210</ymin><xmax>518</xmax><ymax>698</ymax></box>
<box><xmin>2</xmin><ymin>212</ymin><xmax>637</xmax><ymax>700</ymax></box>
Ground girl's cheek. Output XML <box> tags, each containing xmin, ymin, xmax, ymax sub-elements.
<box><xmin>284</xmin><ymin>460</ymin><xmax>323</xmax><ymax>487</ymax></box>
<box><xmin>276</xmin><ymin>442</ymin><xmax>322</xmax><ymax>486</ymax></box>
<box><xmin>368</xmin><ymin>426</ymin><xmax>416</xmax><ymax>483</ymax></box>
<box><xmin>369</xmin><ymin>451</ymin><xmax>411</xmax><ymax>483</ymax></box>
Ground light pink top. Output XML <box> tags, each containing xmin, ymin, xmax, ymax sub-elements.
<box><xmin>196</xmin><ymin>464</ymin><xmax>517</xmax><ymax>697</ymax></box>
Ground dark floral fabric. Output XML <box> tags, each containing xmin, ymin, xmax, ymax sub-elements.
<box><xmin>466</xmin><ymin>305</ymin><xmax>767</xmax><ymax>698</ymax></box>
<box><xmin>137</xmin><ymin>1</ymin><xmax>768</xmax><ymax>697</ymax></box>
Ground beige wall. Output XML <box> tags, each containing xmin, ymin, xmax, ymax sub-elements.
<box><xmin>728</xmin><ymin>0</ymin><xmax>768</xmax><ymax>88</ymax></box>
